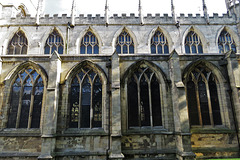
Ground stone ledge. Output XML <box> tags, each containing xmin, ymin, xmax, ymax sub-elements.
<box><xmin>191</xmin><ymin>127</ymin><xmax>235</xmax><ymax>134</ymax></box>
<box><xmin>192</xmin><ymin>147</ymin><xmax>239</xmax><ymax>153</ymax></box>
<box><xmin>59</xmin><ymin>128</ymin><xmax>108</xmax><ymax>136</ymax></box>
<box><xmin>55</xmin><ymin>151</ymin><xmax>107</xmax><ymax>156</ymax></box>
<box><xmin>122</xmin><ymin>149</ymin><xmax>176</xmax><ymax>155</ymax></box>
<box><xmin>0</xmin><ymin>152</ymin><xmax>40</xmax><ymax>157</ymax></box>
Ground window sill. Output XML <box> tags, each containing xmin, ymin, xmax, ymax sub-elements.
<box><xmin>0</xmin><ymin>128</ymin><xmax>41</xmax><ymax>137</ymax></box>
<box><xmin>190</xmin><ymin>126</ymin><xmax>235</xmax><ymax>134</ymax></box>
<box><xmin>124</xmin><ymin>127</ymin><xmax>172</xmax><ymax>135</ymax></box>
<box><xmin>60</xmin><ymin>128</ymin><xmax>108</xmax><ymax>136</ymax></box>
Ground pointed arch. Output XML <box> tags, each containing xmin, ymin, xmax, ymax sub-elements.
<box><xmin>183</xmin><ymin>60</ymin><xmax>230</xmax><ymax>128</ymax></box>
<box><xmin>42</xmin><ymin>27</ymin><xmax>65</xmax><ymax>55</ymax></box>
<box><xmin>112</xmin><ymin>26</ymin><xmax>138</xmax><ymax>54</ymax></box>
<box><xmin>182</xmin><ymin>26</ymin><xmax>208</xmax><ymax>53</ymax></box>
<box><xmin>64</xmin><ymin>60</ymin><xmax>108</xmax><ymax>129</ymax></box>
<box><xmin>121</xmin><ymin>60</ymin><xmax>170</xmax><ymax>130</ymax></box>
<box><xmin>3</xmin><ymin>61</ymin><xmax>47</xmax><ymax>129</ymax></box>
<box><xmin>76</xmin><ymin>27</ymin><xmax>103</xmax><ymax>54</ymax></box>
<box><xmin>216</xmin><ymin>26</ymin><xmax>240</xmax><ymax>53</ymax></box>
<box><xmin>148</xmin><ymin>26</ymin><xmax>173</xmax><ymax>54</ymax></box>
<box><xmin>7</xmin><ymin>28</ymin><xmax>29</xmax><ymax>55</ymax></box>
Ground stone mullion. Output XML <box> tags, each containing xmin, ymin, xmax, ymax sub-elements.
<box><xmin>195</xmin><ymin>80</ymin><xmax>203</xmax><ymax>126</ymax></box>
<box><xmin>27</xmin><ymin>86</ymin><xmax>35</xmax><ymax>129</ymax></box>
<box><xmin>205</xmin><ymin>81</ymin><xmax>214</xmax><ymax>126</ymax></box>
<box><xmin>148</xmin><ymin>79</ymin><xmax>153</xmax><ymax>128</ymax></box>
<box><xmin>16</xmin><ymin>83</ymin><xmax>24</xmax><ymax>128</ymax></box>
<box><xmin>78</xmin><ymin>81</ymin><xmax>82</xmax><ymax>128</ymax></box>
<box><xmin>90</xmin><ymin>78</ymin><xmax>93</xmax><ymax>129</ymax></box>
<box><xmin>137</xmin><ymin>80</ymin><xmax>141</xmax><ymax>127</ymax></box>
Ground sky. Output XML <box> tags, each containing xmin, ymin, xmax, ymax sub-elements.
<box><xmin>42</xmin><ymin>0</ymin><xmax>227</xmax><ymax>16</ymax></box>
<box><xmin>7</xmin><ymin>0</ymin><xmax>227</xmax><ymax>16</ymax></box>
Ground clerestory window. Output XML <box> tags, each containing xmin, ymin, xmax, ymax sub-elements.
<box><xmin>128</xmin><ymin>65</ymin><xmax>162</xmax><ymax>128</ymax></box>
<box><xmin>218</xmin><ymin>30</ymin><xmax>236</xmax><ymax>53</ymax></box>
<box><xmin>116</xmin><ymin>30</ymin><xmax>134</xmax><ymax>54</ymax></box>
<box><xmin>80</xmin><ymin>31</ymin><xmax>99</xmax><ymax>54</ymax></box>
<box><xmin>7</xmin><ymin>68</ymin><xmax>44</xmax><ymax>128</ymax></box>
<box><xmin>185</xmin><ymin>31</ymin><xmax>203</xmax><ymax>54</ymax></box>
<box><xmin>7</xmin><ymin>31</ymin><xmax>28</xmax><ymax>55</ymax></box>
<box><xmin>69</xmin><ymin>67</ymin><xmax>102</xmax><ymax>128</ymax></box>
<box><xmin>186</xmin><ymin>66</ymin><xmax>222</xmax><ymax>126</ymax></box>
<box><xmin>44</xmin><ymin>29</ymin><xmax>64</xmax><ymax>54</ymax></box>
<box><xmin>151</xmin><ymin>30</ymin><xmax>169</xmax><ymax>54</ymax></box>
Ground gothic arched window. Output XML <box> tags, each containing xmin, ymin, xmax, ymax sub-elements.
<box><xmin>185</xmin><ymin>31</ymin><xmax>203</xmax><ymax>54</ymax></box>
<box><xmin>116</xmin><ymin>30</ymin><xmax>134</xmax><ymax>54</ymax></box>
<box><xmin>218</xmin><ymin>30</ymin><xmax>236</xmax><ymax>53</ymax></box>
<box><xmin>7</xmin><ymin>31</ymin><xmax>28</xmax><ymax>55</ymax></box>
<box><xmin>128</xmin><ymin>66</ymin><xmax>162</xmax><ymax>128</ymax></box>
<box><xmin>69</xmin><ymin>67</ymin><xmax>102</xmax><ymax>128</ymax></box>
<box><xmin>80</xmin><ymin>31</ymin><xmax>99</xmax><ymax>54</ymax></box>
<box><xmin>151</xmin><ymin>30</ymin><xmax>169</xmax><ymax>54</ymax></box>
<box><xmin>44</xmin><ymin>29</ymin><xmax>64</xmax><ymax>54</ymax></box>
<box><xmin>7</xmin><ymin>68</ymin><xmax>44</xmax><ymax>128</ymax></box>
<box><xmin>186</xmin><ymin>66</ymin><xmax>222</xmax><ymax>126</ymax></box>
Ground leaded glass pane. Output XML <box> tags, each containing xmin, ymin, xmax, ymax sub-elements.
<box><xmin>7</xmin><ymin>31</ymin><xmax>28</xmax><ymax>55</ymax></box>
<box><xmin>128</xmin><ymin>77</ymin><xmax>138</xmax><ymax>127</ymax></box>
<box><xmin>44</xmin><ymin>30</ymin><xmax>64</xmax><ymax>54</ymax></box>
<box><xmin>80</xmin><ymin>31</ymin><xmax>99</xmax><ymax>54</ymax></box>
<box><xmin>151</xmin><ymin>75</ymin><xmax>162</xmax><ymax>126</ymax></box>
<box><xmin>92</xmin><ymin>76</ymin><xmax>102</xmax><ymax>128</ymax></box>
<box><xmin>208</xmin><ymin>77</ymin><xmax>222</xmax><ymax>125</ymax></box>
<box><xmin>140</xmin><ymin>76</ymin><xmax>150</xmax><ymax>126</ymax></box>
<box><xmin>151</xmin><ymin>30</ymin><xmax>169</xmax><ymax>54</ymax></box>
<box><xmin>218</xmin><ymin>30</ymin><xmax>236</xmax><ymax>53</ymax></box>
<box><xmin>116</xmin><ymin>30</ymin><xmax>134</xmax><ymax>54</ymax></box>
<box><xmin>69</xmin><ymin>84</ymin><xmax>80</xmax><ymax>128</ymax></box>
<box><xmin>81</xmin><ymin>77</ymin><xmax>91</xmax><ymax>128</ymax></box>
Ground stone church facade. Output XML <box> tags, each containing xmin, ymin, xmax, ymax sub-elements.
<box><xmin>0</xmin><ymin>0</ymin><xmax>240</xmax><ymax>159</ymax></box>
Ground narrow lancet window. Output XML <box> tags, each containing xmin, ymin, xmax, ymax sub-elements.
<box><xmin>7</xmin><ymin>31</ymin><xmax>28</xmax><ymax>55</ymax></box>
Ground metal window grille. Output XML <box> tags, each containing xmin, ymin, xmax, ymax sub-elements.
<box><xmin>7</xmin><ymin>68</ymin><xmax>44</xmax><ymax>128</ymax></box>
<box><xmin>128</xmin><ymin>65</ymin><xmax>162</xmax><ymax>128</ymax></box>
<box><xmin>69</xmin><ymin>67</ymin><xmax>102</xmax><ymax>128</ymax></box>
<box><xmin>80</xmin><ymin>31</ymin><xmax>99</xmax><ymax>54</ymax></box>
<box><xmin>185</xmin><ymin>31</ymin><xmax>203</xmax><ymax>54</ymax></box>
<box><xmin>218</xmin><ymin>30</ymin><xmax>236</xmax><ymax>53</ymax></box>
<box><xmin>44</xmin><ymin>30</ymin><xmax>64</xmax><ymax>54</ymax></box>
<box><xmin>151</xmin><ymin>30</ymin><xmax>169</xmax><ymax>54</ymax></box>
<box><xmin>7</xmin><ymin>31</ymin><xmax>28</xmax><ymax>55</ymax></box>
<box><xmin>116</xmin><ymin>30</ymin><xmax>134</xmax><ymax>54</ymax></box>
<box><xmin>186</xmin><ymin>66</ymin><xmax>222</xmax><ymax>126</ymax></box>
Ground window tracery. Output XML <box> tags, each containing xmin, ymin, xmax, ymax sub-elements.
<box><xmin>44</xmin><ymin>29</ymin><xmax>64</xmax><ymax>54</ymax></box>
<box><xmin>185</xmin><ymin>31</ymin><xmax>203</xmax><ymax>54</ymax></box>
<box><xmin>7</xmin><ymin>31</ymin><xmax>28</xmax><ymax>55</ymax></box>
<box><xmin>186</xmin><ymin>66</ymin><xmax>222</xmax><ymax>126</ymax></box>
<box><xmin>116</xmin><ymin>30</ymin><xmax>134</xmax><ymax>54</ymax></box>
<box><xmin>151</xmin><ymin>30</ymin><xmax>169</xmax><ymax>54</ymax></box>
<box><xmin>128</xmin><ymin>65</ymin><xmax>162</xmax><ymax>128</ymax></box>
<box><xmin>69</xmin><ymin>67</ymin><xmax>102</xmax><ymax>128</ymax></box>
<box><xmin>80</xmin><ymin>31</ymin><xmax>99</xmax><ymax>54</ymax></box>
<box><xmin>7</xmin><ymin>68</ymin><xmax>44</xmax><ymax>128</ymax></box>
<box><xmin>218</xmin><ymin>30</ymin><xmax>236</xmax><ymax>53</ymax></box>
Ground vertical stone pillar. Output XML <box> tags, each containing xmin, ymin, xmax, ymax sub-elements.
<box><xmin>169</xmin><ymin>51</ymin><xmax>195</xmax><ymax>160</ymax></box>
<box><xmin>109</xmin><ymin>52</ymin><xmax>124</xmax><ymax>159</ymax></box>
<box><xmin>225</xmin><ymin>51</ymin><xmax>240</xmax><ymax>144</ymax></box>
<box><xmin>38</xmin><ymin>51</ymin><xmax>61</xmax><ymax>159</ymax></box>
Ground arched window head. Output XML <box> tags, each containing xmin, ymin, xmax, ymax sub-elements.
<box><xmin>185</xmin><ymin>31</ymin><xmax>203</xmax><ymax>54</ymax></box>
<box><xmin>186</xmin><ymin>66</ymin><xmax>222</xmax><ymax>126</ymax></box>
<box><xmin>44</xmin><ymin>29</ymin><xmax>64</xmax><ymax>54</ymax></box>
<box><xmin>7</xmin><ymin>31</ymin><xmax>28</xmax><ymax>55</ymax></box>
<box><xmin>116</xmin><ymin>30</ymin><xmax>134</xmax><ymax>54</ymax></box>
<box><xmin>218</xmin><ymin>30</ymin><xmax>236</xmax><ymax>53</ymax></box>
<box><xmin>151</xmin><ymin>30</ymin><xmax>169</xmax><ymax>54</ymax></box>
<box><xmin>69</xmin><ymin>66</ymin><xmax>102</xmax><ymax>128</ymax></box>
<box><xmin>80</xmin><ymin>31</ymin><xmax>99</xmax><ymax>54</ymax></box>
<box><xmin>128</xmin><ymin>65</ymin><xmax>162</xmax><ymax>128</ymax></box>
<box><xmin>7</xmin><ymin>67</ymin><xmax>44</xmax><ymax>129</ymax></box>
